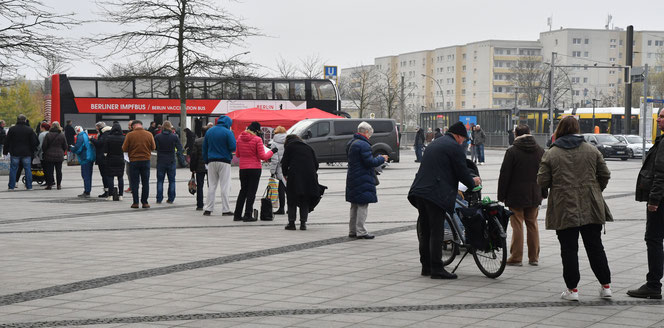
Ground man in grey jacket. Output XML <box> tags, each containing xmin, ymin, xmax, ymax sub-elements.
<box><xmin>629</xmin><ymin>108</ymin><xmax>664</xmax><ymax>300</ymax></box>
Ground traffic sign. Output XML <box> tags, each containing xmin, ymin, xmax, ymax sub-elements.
<box><xmin>646</xmin><ymin>98</ymin><xmax>664</xmax><ymax>104</ymax></box>
<box><xmin>324</xmin><ymin>66</ymin><xmax>337</xmax><ymax>80</ymax></box>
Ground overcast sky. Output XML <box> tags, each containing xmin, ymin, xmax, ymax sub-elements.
<box><xmin>25</xmin><ymin>0</ymin><xmax>664</xmax><ymax>79</ymax></box>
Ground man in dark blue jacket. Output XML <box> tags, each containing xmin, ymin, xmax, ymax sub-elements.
<box><xmin>4</xmin><ymin>115</ymin><xmax>39</xmax><ymax>190</ymax></box>
<box><xmin>154</xmin><ymin>121</ymin><xmax>183</xmax><ymax>204</ymax></box>
<box><xmin>408</xmin><ymin>121</ymin><xmax>480</xmax><ymax>279</ymax></box>
<box><xmin>202</xmin><ymin>115</ymin><xmax>236</xmax><ymax>216</ymax></box>
<box><xmin>346</xmin><ymin>122</ymin><xmax>388</xmax><ymax>239</ymax></box>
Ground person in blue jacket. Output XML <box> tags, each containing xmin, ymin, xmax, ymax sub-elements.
<box><xmin>346</xmin><ymin>122</ymin><xmax>388</xmax><ymax>239</ymax></box>
<box><xmin>71</xmin><ymin>126</ymin><xmax>95</xmax><ymax>198</ymax></box>
<box><xmin>202</xmin><ymin>115</ymin><xmax>237</xmax><ymax>216</ymax></box>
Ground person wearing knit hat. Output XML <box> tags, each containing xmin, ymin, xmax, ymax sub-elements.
<box><xmin>408</xmin><ymin>121</ymin><xmax>480</xmax><ymax>280</ymax></box>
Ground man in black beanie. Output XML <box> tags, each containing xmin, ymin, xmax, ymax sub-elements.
<box><xmin>408</xmin><ymin>121</ymin><xmax>481</xmax><ymax>279</ymax></box>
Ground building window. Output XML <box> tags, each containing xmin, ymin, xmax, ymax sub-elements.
<box><xmin>462</xmin><ymin>89</ymin><xmax>466</xmax><ymax>95</ymax></box>
<box><xmin>462</xmin><ymin>53</ymin><xmax>466</xmax><ymax>59</ymax></box>
<box><xmin>610</xmin><ymin>45</ymin><xmax>616</xmax><ymax>48</ymax></box>
<box><xmin>648</xmin><ymin>40</ymin><xmax>652</xmax><ymax>46</ymax></box>
<box><xmin>584</xmin><ymin>38</ymin><xmax>589</xmax><ymax>44</ymax></box>
<box><xmin>583</xmin><ymin>77</ymin><xmax>588</xmax><ymax>83</ymax></box>
<box><xmin>462</xmin><ymin>101</ymin><xmax>466</xmax><ymax>107</ymax></box>
<box><xmin>611</xmin><ymin>39</ymin><xmax>616</xmax><ymax>43</ymax></box>
<box><xmin>572</xmin><ymin>51</ymin><xmax>581</xmax><ymax>57</ymax></box>
<box><xmin>584</xmin><ymin>51</ymin><xmax>589</xmax><ymax>57</ymax></box>
<box><xmin>462</xmin><ymin>77</ymin><xmax>466</xmax><ymax>82</ymax></box>
<box><xmin>610</xmin><ymin>58</ymin><xmax>616</xmax><ymax>62</ymax></box>
<box><xmin>555</xmin><ymin>39</ymin><xmax>558</xmax><ymax>45</ymax></box>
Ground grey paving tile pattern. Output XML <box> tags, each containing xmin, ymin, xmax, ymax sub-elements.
<box><xmin>0</xmin><ymin>150</ymin><xmax>660</xmax><ymax>327</ymax></box>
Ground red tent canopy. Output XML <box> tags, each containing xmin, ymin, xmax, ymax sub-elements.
<box><xmin>225</xmin><ymin>107</ymin><xmax>341</xmax><ymax>138</ymax></box>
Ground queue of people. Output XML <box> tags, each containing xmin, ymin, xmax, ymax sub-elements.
<box><xmin>6</xmin><ymin>112</ymin><xmax>664</xmax><ymax>303</ymax></box>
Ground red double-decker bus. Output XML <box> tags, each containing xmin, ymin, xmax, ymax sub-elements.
<box><xmin>48</xmin><ymin>74</ymin><xmax>340</xmax><ymax>134</ymax></box>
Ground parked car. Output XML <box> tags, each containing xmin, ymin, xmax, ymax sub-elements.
<box><xmin>288</xmin><ymin>118</ymin><xmax>400</xmax><ymax>163</ymax></box>
<box><xmin>582</xmin><ymin>134</ymin><xmax>630</xmax><ymax>161</ymax></box>
<box><xmin>614</xmin><ymin>134</ymin><xmax>653</xmax><ymax>158</ymax></box>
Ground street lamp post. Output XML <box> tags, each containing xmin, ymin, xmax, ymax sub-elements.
<box><xmin>591</xmin><ymin>98</ymin><xmax>599</xmax><ymax>132</ymax></box>
<box><xmin>421</xmin><ymin>74</ymin><xmax>445</xmax><ymax>110</ymax></box>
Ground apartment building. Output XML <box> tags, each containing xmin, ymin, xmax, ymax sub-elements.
<box><xmin>341</xmin><ymin>27</ymin><xmax>664</xmax><ymax>113</ymax></box>
<box><xmin>540</xmin><ymin>28</ymin><xmax>664</xmax><ymax>107</ymax></box>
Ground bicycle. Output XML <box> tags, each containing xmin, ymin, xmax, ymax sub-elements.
<box><xmin>438</xmin><ymin>187</ymin><xmax>509</xmax><ymax>279</ymax></box>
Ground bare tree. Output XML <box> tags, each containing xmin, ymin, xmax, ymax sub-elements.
<box><xmin>298</xmin><ymin>54</ymin><xmax>325</xmax><ymax>79</ymax></box>
<box><xmin>92</xmin><ymin>0</ymin><xmax>259</xmax><ymax>146</ymax></box>
<box><xmin>375</xmin><ymin>68</ymin><xmax>414</xmax><ymax>120</ymax></box>
<box><xmin>37</xmin><ymin>54</ymin><xmax>70</xmax><ymax>79</ymax></box>
<box><xmin>339</xmin><ymin>65</ymin><xmax>378</xmax><ymax>118</ymax></box>
<box><xmin>0</xmin><ymin>0</ymin><xmax>81</xmax><ymax>77</ymax></box>
<box><xmin>510</xmin><ymin>56</ymin><xmax>545</xmax><ymax>107</ymax></box>
<box><xmin>275</xmin><ymin>56</ymin><xmax>297</xmax><ymax>79</ymax></box>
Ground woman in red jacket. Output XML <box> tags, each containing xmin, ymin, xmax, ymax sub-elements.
<box><xmin>234</xmin><ymin>122</ymin><xmax>275</xmax><ymax>221</ymax></box>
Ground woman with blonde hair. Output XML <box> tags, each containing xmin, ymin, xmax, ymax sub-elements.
<box><xmin>269</xmin><ymin>126</ymin><xmax>287</xmax><ymax>214</ymax></box>
<box><xmin>538</xmin><ymin>116</ymin><xmax>612</xmax><ymax>301</ymax></box>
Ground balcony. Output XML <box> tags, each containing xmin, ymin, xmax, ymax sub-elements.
<box><xmin>493</xmin><ymin>80</ymin><xmax>513</xmax><ymax>86</ymax></box>
<box><xmin>493</xmin><ymin>67</ymin><xmax>512</xmax><ymax>73</ymax></box>
<box><xmin>493</xmin><ymin>93</ymin><xmax>514</xmax><ymax>99</ymax></box>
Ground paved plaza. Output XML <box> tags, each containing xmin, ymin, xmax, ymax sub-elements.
<box><xmin>0</xmin><ymin>149</ymin><xmax>663</xmax><ymax>328</ymax></box>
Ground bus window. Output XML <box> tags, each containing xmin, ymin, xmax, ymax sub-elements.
<box><xmin>311</xmin><ymin>81</ymin><xmax>336</xmax><ymax>100</ymax></box>
<box><xmin>207</xmin><ymin>80</ymin><xmax>223</xmax><ymax>99</ymax></box>
<box><xmin>69</xmin><ymin>80</ymin><xmax>96</xmax><ymax>97</ymax></box>
<box><xmin>98</xmin><ymin>80</ymin><xmax>133</xmax><ymax>98</ymax></box>
<box><xmin>241</xmin><ymin>81</ymin><xmax>256</xmax><ymax>100</ymax></box>
<box><xmin>224</xmin><ymin>81</ymin><xmax>239</xmax><ymax>99</ymax></box>
<box><xmin>152</xmin><ymin>79</ymin><xmax>169</xmax><ymax>98</ymax></box>
<box><xmin>275</xmin><ymin>82</ymin><xmax>289</xmax><ymax>100</ymax></box>
<box><xmin>257</xmin><ymin>82</ymin><xmax>273</xmax><ymax>100</ymax></box>
<box><xmin>135</xmin><ymin>79</ymin><xmax>152</xmax><ymax>98</ymax></box>
<box><xmin>291</xmin><ymin>81</ymin><xmax>305</xmax><ymax>100</ymax></box>
<box><xmin>186</xmin><ymin>80</ymin><xmax>205</xmax><ymax>99</ymax></box>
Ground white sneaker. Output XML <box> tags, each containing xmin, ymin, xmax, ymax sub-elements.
<box><xmin>118</xmin><ymin>196</ymin><xmax>123</xmax><ymax>201</ymax></box>
<box><xmin>561</xmin><ymin>289</ymin><xmax>579</xmax><ymax>301</ymax></box>
<box><xmin>599</xmin><ymin>285</ymin><xmax>612</xmax><ymax>298</ymax></box>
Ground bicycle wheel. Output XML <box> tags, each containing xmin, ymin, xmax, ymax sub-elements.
<box><xmin>473</xmin><ymin>216</ymin><xmax>507</xmax><ymax>278</ymax></box>
<box><xmin>441</xmin><ymin>213</ymin><xmax>460</xmax><ymax>266</ymax></box>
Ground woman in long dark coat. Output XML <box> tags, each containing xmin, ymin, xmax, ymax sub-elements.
<box><xmin>103</xmin><ymin>123</ymin><xmax>126</xmax><ymax>200</ymax></box>
<box><xmin>280</xmin><ymin>134</ymin><xmax>320</xmax><ymax>231</ymax></box>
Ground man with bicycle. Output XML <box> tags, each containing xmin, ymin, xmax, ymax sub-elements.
<box><xmin>408</xmin><ymin>121</ymin><xmax>481</xmax><ymax>279</ymax></box>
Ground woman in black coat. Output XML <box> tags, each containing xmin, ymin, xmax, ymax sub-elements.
<box><xmin>41</xmin><ymin>122</ymin><xmax>68</xmax><ymax>189</ymax></box>
<box><xmin>103</xmin><ymin>123</ymin><xmax>126</xmax><ymax>199</ymax></box>
<box><xmin>280</xmin><ymin>135</ymin><xmax>320</xmax><ymax>231</ymax></box>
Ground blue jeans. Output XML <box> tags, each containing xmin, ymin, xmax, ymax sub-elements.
<box><xmin>476</xmin><ymin>144</ymin><xmax>485</xmax><ymax>163</ymax></box>
<box><xmin>415</xmin><ymin>144</ymin><xmax>424</xmax><ymax>162</ymax></box>
<box><xmin>129</xmin><ymin>160</ymin><xmax>151</xmax><ymax>205</ymax></box>
<box><xmin>8</xmin><ymin>156</ymin><xmax>31</xmax><ymax>189</ymax></box>
<box><xmin>80</xmin><ymin>162</ymin><xmax>93</xmax><ymax>193</ymax></box>
<box><xmin>156</xmin><ymin>161</ymin><xmax>176</xmax><ymax>203</ymax></box>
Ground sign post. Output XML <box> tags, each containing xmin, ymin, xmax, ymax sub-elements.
<box><xmin>324</xmin><ymin>66</ymin><xmax>338</xmax><ymax>83</ymax></box>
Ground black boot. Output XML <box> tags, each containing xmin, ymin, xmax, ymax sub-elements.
<box><xmin>98</xmin><ymin>189</ymin><xmax>109</xmax><ymax>198</ymax></box>
<box><xmin>430</xmin><ymin>268</ymin><xmax>457</xmax><ymax>279</ymax></box>
<box><xmin>627</xmin><ymin>284</ymin><xmax>662</xmax><ymax>299</ymax></box>
<box><xmin>300</xmin><ymin>222</ymin><xmax>307</xmax><ymax>230</ymax></box>
<box><xmin>285</xmin><ymin>222</ymin><xmax>296</xmax><ymax>230</ymax></box>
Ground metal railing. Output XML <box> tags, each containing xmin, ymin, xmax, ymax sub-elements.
<box><xmin>400</xmin><ymin>132</ymin><xmax>550</xmax><ymax>149</ymax></box>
